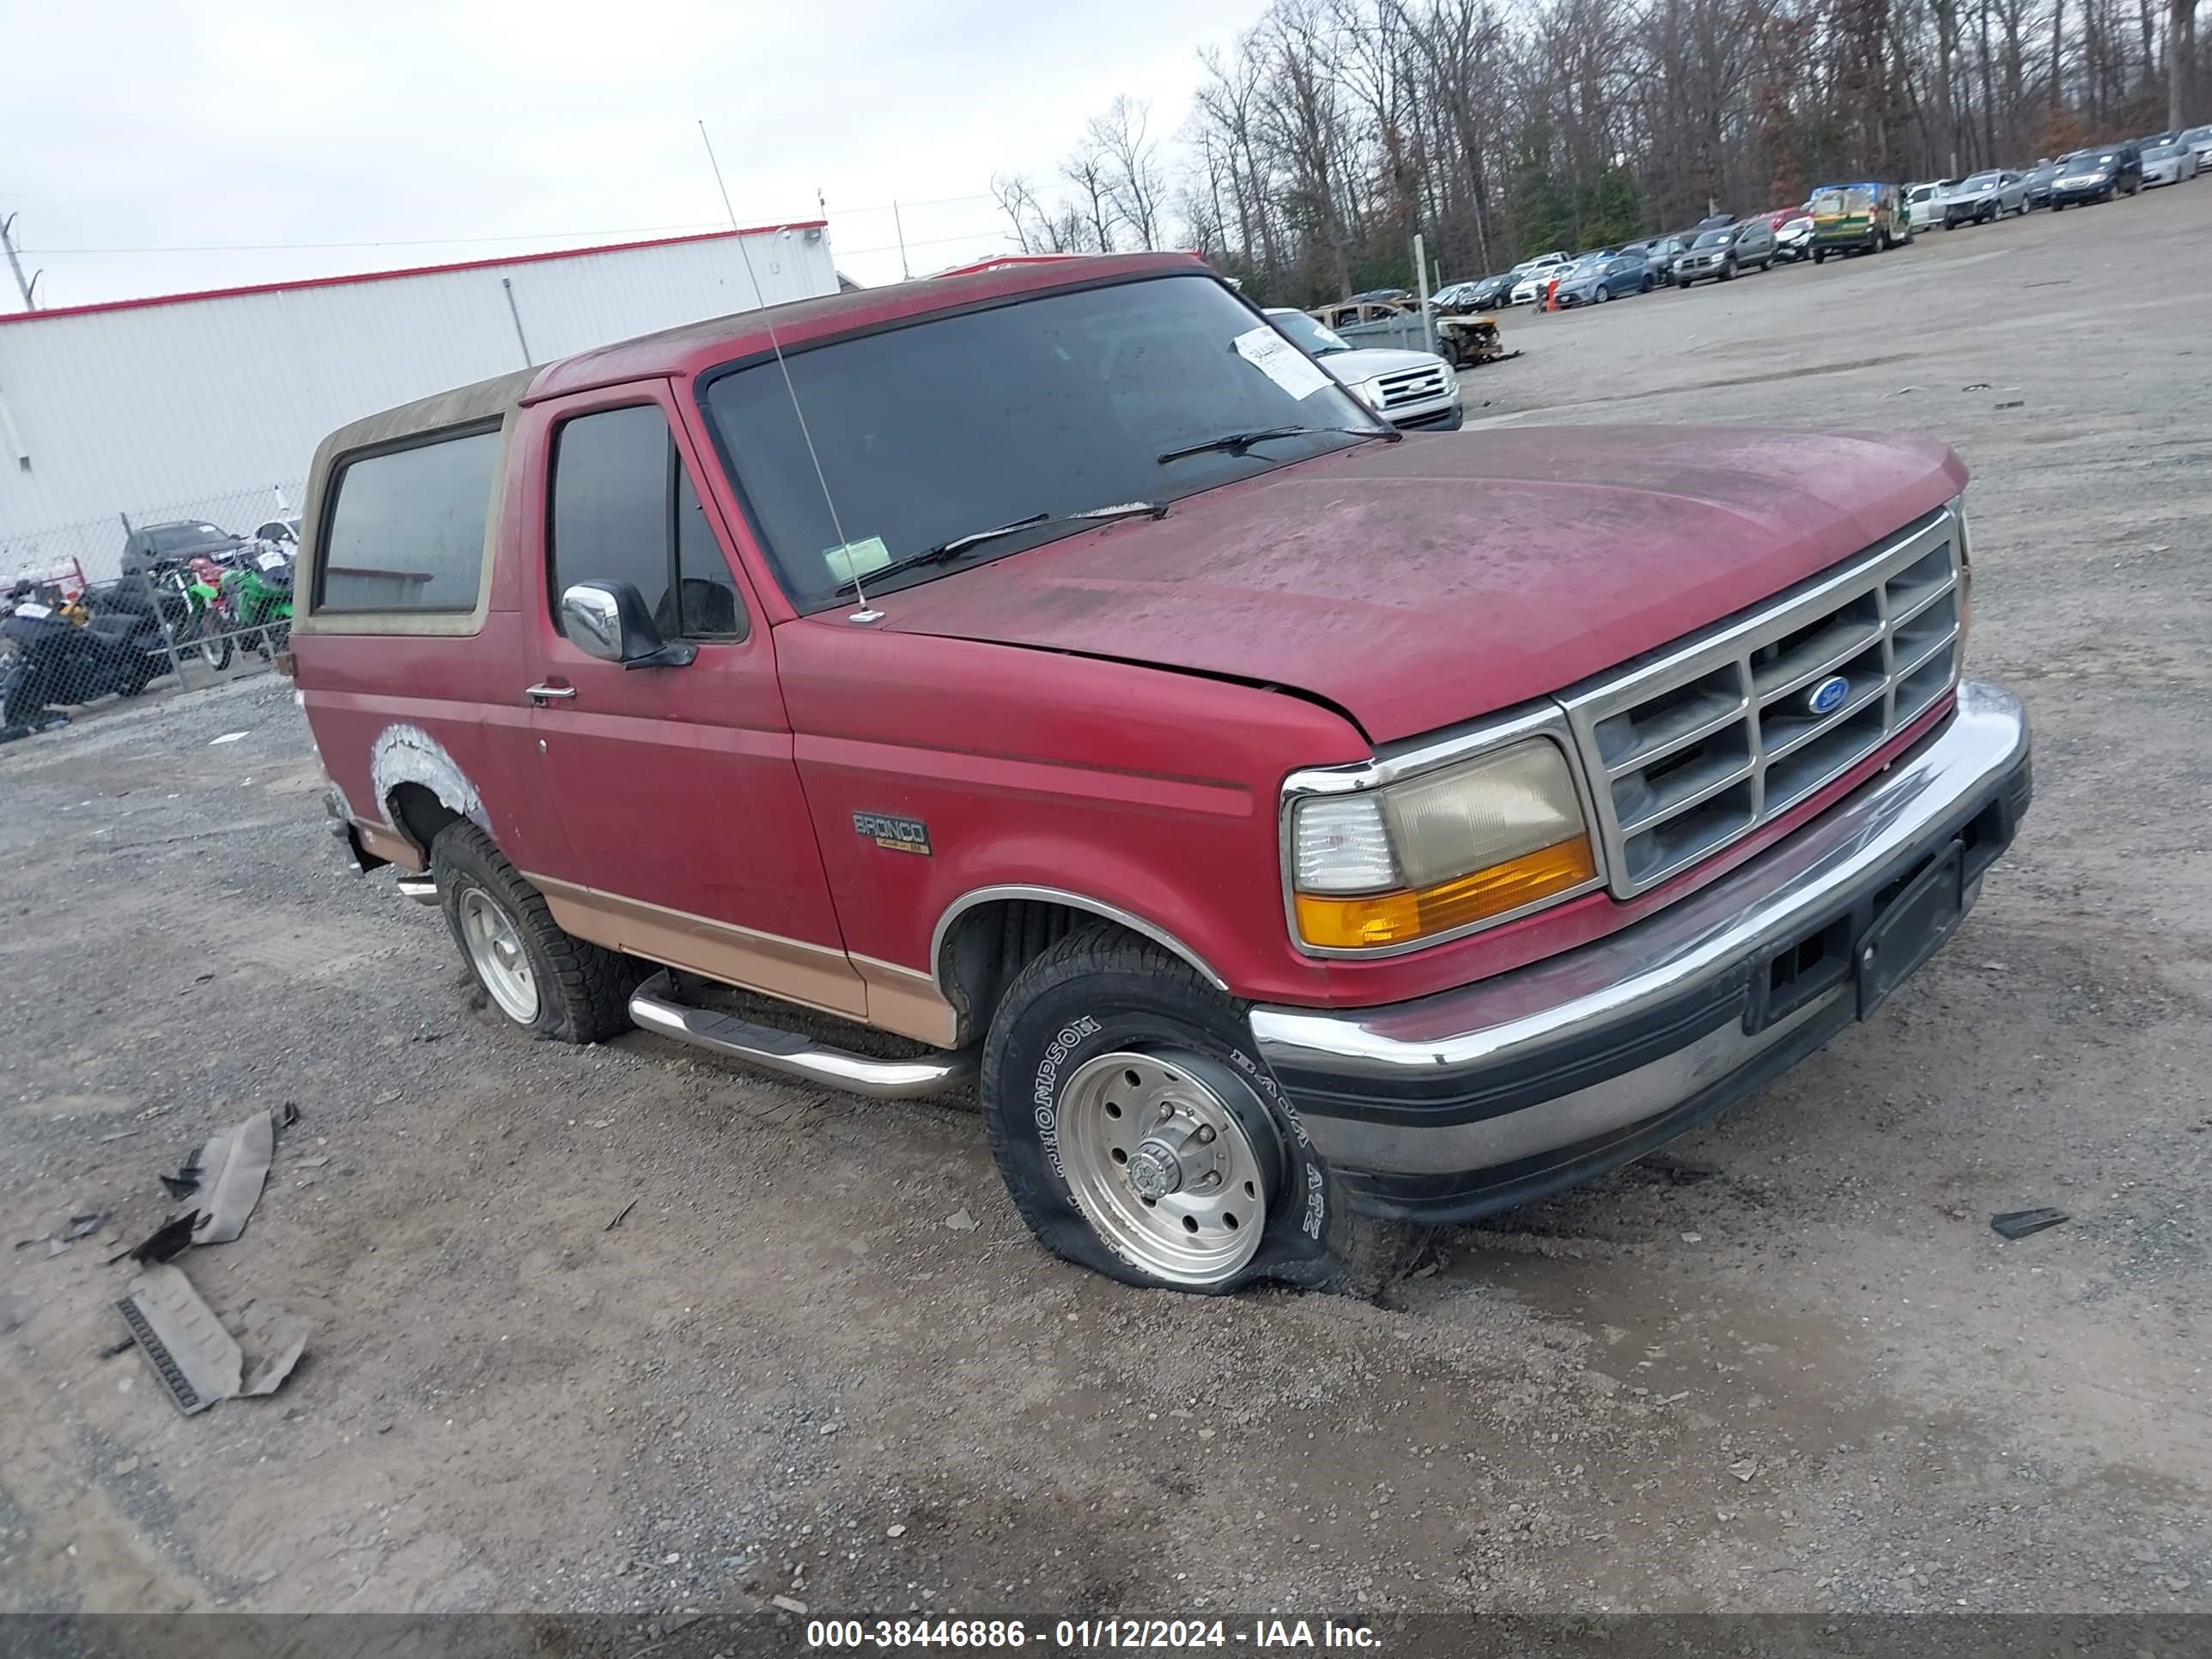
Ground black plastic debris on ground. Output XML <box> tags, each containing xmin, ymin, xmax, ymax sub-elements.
<box><xmin>160</xmin><ymin>1147</ymin><xmax>204</xmax><ymax>1201</ymax></box>
<box><xmin>1991</xmin><ymin>1206</ymin><xmax>2070</xmax><ymax>1240</ymax></box>
<box><xmin>118</xmin><ymin>1214</ymin><xmax>197</xmax><ymax>1266</ymax></box>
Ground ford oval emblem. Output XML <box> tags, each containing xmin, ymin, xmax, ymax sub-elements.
<box><xmin>1806</xmin><ymin>674</ymin><xmax>1850</xmax><ymax>715</ymax></box>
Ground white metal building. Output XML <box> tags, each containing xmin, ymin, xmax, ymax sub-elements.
<box><xmin>0</xmin><ymin>222</ymin><xmax>841</xmax><ymax>578</ymax></box>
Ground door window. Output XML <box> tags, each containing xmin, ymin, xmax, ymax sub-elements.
<box><xmin>549</xmin><ymin>404</ymin><xmax>747</xmax><ymax>641</ymax></box>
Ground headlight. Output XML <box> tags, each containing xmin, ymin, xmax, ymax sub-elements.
<box><xmin>1349</xmin><ymin>380</ymin><xmax>1386</xmax><ymax>412</ymax></box>
<box><xmin>1288</xmin><ymin>738</ymin><xmax>1598</xmax><ymax>951</ymax></box>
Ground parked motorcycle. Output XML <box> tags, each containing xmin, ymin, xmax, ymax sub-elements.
<box><xmin>0</xmin><ymin>586</ymin><xmax>169</xmax><ymax>741</ymax></box>
<box><xmin>167</xmin><ymin>555</ymin><xmax>239</xmax><ymax>670</ymax></box>
<box><xmin>222</xmin><ymin>544</ymin><xmax>295</xmax><ymax>657</ymax></box>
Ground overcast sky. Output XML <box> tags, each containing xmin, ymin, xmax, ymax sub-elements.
<box><xmin>1</xmin><ymin>0</ymin><xmax>1273</xmax><ymax>310</ymax></box>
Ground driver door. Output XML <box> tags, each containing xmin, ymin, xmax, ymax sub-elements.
<box><xmin>515</xmin><ymin>382</ymin><xmax>866</xmax><ymax>1019</ymax></box>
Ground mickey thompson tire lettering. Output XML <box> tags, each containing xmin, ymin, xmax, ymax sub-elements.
<box><xmin>979</xmin><ymin>926</ymin><xmax>1430</xmax><ymax>1295</ymax></box>
<box><xmin>1030</xmin><ymin>1016</ymin><xmax>1100</xmax><ymax>1176</ymax></box>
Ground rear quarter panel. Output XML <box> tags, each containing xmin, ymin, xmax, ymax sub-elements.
<box><xmin>294</xmin><ymin>416</ymin><xmax>562</xmax><ymax>876</ymax></box>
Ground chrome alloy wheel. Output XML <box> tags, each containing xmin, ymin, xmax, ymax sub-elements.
<box><xmin>458</xmin><ymin>886</ymin><xmax>539</xmax><ymax>1024</ymax></box>
<box><xmin>1057</xmin><ymin>1050</ymin><xmax>1271</xmax><ymax>1286</ymax></box>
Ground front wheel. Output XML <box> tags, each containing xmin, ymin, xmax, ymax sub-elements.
<box><xmin>1813</xmin><ymin>248</ymin><xmax>1826</xmax><ymax>264</ymax></box>
<box><xmin>1718</xmin><ymin>258</ymin><xmax>1735</xmax><ymax>281</ymax></box>
<box><xmin>979</xmin><ymin>928</ymin><xmax>1425</xmax><ymax>1295</ymax></box>
<box><xmin>431</xmin><ymin>822</ymin><xmax>643</xmax><ymax>1042</ymax></box>
<box><xmin>196</xmin><ymin>611</ymin><xmax>233</xmax><ymax>672</ymax></box>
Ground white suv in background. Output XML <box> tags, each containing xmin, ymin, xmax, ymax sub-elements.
<box><xmin>1263</xmin><ymin>308</ymin><xmax>1464</xmax><ymax>431</ymax></box>
<box><xmin>1905</xmin><ymin>181</ymin><xmax>1954</xmax><ymax>231</ymax></box>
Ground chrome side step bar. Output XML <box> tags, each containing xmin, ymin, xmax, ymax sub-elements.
<box><xmin>396</xmin><ymin>875</ymin><xmax>441</xmax><ymax>907</ymax></box>
<box><xmin>628</xmin><ymin>970</ymin><xmax>977</xmax><ymax>1101</ymax></box>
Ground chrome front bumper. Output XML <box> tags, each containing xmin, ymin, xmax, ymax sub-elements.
<box><xmin>1248</xmin><ymin>683</ymin><xmax>2032</xmax><ymax>1221</ymax></box>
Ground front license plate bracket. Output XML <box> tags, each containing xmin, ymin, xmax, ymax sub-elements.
<box><xmin>1855</xmin><ymin>840</ymin><xmax>1966</xmax><ymax>1020</ymax></box>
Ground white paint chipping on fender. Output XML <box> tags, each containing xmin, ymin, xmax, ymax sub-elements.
<box><xmin>369</xmin><ymin>723</ymin><xmax>489</xmax><ymax>835</ymax></box>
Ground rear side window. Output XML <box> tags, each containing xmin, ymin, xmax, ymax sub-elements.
<box><xmin>320</xmin><ymin>428</ymin><xmax>500</xmax><ymax>612</ymax></box>
<box><xmin>548</xmin><ymin>405</ymin><xmax>746</xmax><ymax>641</ymax></box>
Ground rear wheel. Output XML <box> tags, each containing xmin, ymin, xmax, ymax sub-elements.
<box><xmin>431</xmin><ymin>822</ymin><xmax>644</xmax><ymax>1042</ymax></box>
<box><xmin>980</xmin><ymin>928</ymin><xmax>1427</xmax><ymax>1296</ymax></box>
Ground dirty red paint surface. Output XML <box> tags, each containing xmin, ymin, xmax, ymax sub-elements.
<box><xmin>874</xmin><ymin>423</ymin><xmax>1964</xmax><ymax>743</ymax></box>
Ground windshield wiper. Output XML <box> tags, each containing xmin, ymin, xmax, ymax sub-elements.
<box><xmin>831</xmin><ymin>501</ymin><xmax>1170</xmax><ymax>599</ymax></box>
<box><xmin>1157</xmin><ymin>422</ymin><xmax>1400</xmax><ymax>465</ymax></box>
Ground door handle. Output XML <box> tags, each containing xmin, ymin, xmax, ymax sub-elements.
<box><xmin>525</xmin><ymin>683</ymin><xmax>577</xmax><ymax>702</ymax></box>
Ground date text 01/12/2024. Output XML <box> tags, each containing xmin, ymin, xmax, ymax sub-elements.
<box><xmin>805</xmin><ymin>1619</ymin><xmax>1382</xmax><ymax>1650</ymax></box>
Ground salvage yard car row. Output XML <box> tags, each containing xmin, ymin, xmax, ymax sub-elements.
<box><xmin>1436</xmin><ymin>131</ymin><xmax>2210</xmax><ymax>325</ymax></box>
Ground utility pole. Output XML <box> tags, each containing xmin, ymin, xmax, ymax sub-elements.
<box><xmin>2</xmin><ymin>215</ymin><xmax>41</xmax><ymax>311</ymax></box>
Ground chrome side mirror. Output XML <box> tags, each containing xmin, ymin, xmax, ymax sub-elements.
<box><xmin>559</xmin><ymin>580</ymin><xmax>697</xmax><ymax>671</ymax></box>
<box><xmin>560</xmin><ymin>582</ymin><xmax>627</xmax><ymax>661</ymax></box>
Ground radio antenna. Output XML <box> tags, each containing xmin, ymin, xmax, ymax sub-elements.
<box><xmin>697</xmin><ymin>120</ymin><xmax>876</xmax><ymax>621</ymax></box>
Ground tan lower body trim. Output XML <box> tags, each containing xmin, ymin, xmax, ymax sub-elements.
<box><xmin>532</xmin><ymin>874</ymin><xmax>867</xmax><ymax>1021</ymax></box>
<box><xmin>851</xmin><ymin>953</ymin><xmax>961</xmax><ymax>1048</ymax></box>
<box><xmin>356</xmin><ymin>822</ymin><xmax>427</xmax><ymax>873</ymax></box>
<box><xmin>527</xmin><ymin>877</ymin><xmax>958</xmax><ymax>1045</ymax></box>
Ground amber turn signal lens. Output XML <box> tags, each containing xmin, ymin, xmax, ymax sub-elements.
<box><xmin>1295</xmin><ymin>836</ymin><xmax>1596</xmax><ymax>950</ymax></box>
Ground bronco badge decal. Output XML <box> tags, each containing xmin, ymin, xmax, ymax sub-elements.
<box><xmin>853</xmin><ymin>811</ymin><xmax>932</xmax><ymax>855</ymax></box>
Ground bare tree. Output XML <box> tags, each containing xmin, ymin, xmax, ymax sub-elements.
<box><xmin>1088</xmin><ymin>96</ymin><xmax>1169</xmax><ymax>248</ymax></box>
<box><xmin>990</xmin><ymin>173</ymin><xmax>1073</xmax><ymax>254</ymax></box>
<box><xmin>2170</xmin><ymin>0</ymin><xmax>2198</xmax><ymax>125</ymax></box>
<box><xmin>1061</xmin><ymin>143</ymin><xmax>1121</xmax><ymax>252</ymax></box>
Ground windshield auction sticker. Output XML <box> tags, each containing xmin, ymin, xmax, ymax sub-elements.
<box><xmin>1232</xmin><ymin>327</ymin><xmax>1335</xmax><ymax>400</ymax></box>
<box><xmin>823</xmin><ymin>536</ymin><xmax>893</xmax><ymax>585</ymax></box>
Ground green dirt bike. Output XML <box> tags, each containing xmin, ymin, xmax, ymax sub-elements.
<box><xmin>163</xmin><ymin>556</ymin><xmax>239</xmax><ymax>670</ymax></box>
<box><xmin>220</xmin><ymin>547</ymin><xmax>295</xmax><ymax>659</ymax></box>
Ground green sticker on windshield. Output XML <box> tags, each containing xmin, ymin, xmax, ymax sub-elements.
<box><xmin>823</xmin><ymin>537</ymin><xmax>891</xmax><ymax>584</ymax></box>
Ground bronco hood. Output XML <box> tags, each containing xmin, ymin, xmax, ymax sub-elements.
<box><xmin>874</xmin><ymin>425</ymin><xmax>1965</xmax><ymax>744</ymax></box>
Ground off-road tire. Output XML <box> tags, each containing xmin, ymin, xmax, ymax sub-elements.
<box><xmin>429</xmin><ymin>822</ymin><xmax>643</xmax><ymax>1043</ymax></box>
<box><xmin>197</xmin><ymin>613</ymin><xmax>233</xmax><ymax>672</ymax></box>
<box><xmin>979</xmin><ymin>927</ymin><xmax>1430</xmax><ymax>1297</ymax></box>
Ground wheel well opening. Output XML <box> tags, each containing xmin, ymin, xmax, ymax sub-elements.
<box><xmin>939</xmin><ymin>899</ymin><xmax>1115</xmax><ymax>1046</ymax></box>
<box><xmin>386</xmin><ymin>782</ymin><xmax>463</xmax><ymax>860</ymax></box>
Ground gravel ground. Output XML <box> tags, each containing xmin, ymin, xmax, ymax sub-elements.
<box><xmin>1</xmin><ymin>185</ymin><xmax>2206</xmax><ymax>1625</ymax></box>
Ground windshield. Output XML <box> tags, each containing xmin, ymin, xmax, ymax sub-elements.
<box><xmin>1265</xmin><ymin>308</ymin><xmax>1351</xmax><ymax>356</ymax></box>
<box><xmin>1810</xmin><ymin>186</ymin><xmax>1873</xmax><ymax>215</ymax></box>
<box><xmin>703</xmin><ymin>275</ymin><xmax>1376</xmax><ymax>611</ymax></box>
<box><xmin>1962</xmin><ymin>172</ymin><xmax>2000</xmax><ymax>188</ymax></box>
<box><xmin>1692</xmin><ymin>228</ymin><xmax>1734</xmax><ymax>248</ymax></box>
<box><xmin>2146</xmin><ymin>143</ymin><xmax>2179</xmax><ymax>160</ymax></box>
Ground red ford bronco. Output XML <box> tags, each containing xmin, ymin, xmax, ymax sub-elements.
<box><xmin>293</xmin><ymin>252</ymin><xmax>2030</xmax><ymax>1293</ymax></box>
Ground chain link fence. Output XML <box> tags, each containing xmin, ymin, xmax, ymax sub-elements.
<box><xmin>2</xmin><ymin>483</ymin><xmax>306</xmax><ymax>745</ymax></box>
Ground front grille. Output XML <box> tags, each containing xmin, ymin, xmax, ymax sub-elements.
<box><xmin>1560</xmin><ymin>508</ymin><xmax>1963</xmax><ymax>897</ymax></box>
<box><xmin>1375</xmin><ymin>365</ymin><xmax>1450</xmax><ymax>409</ymax></box>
